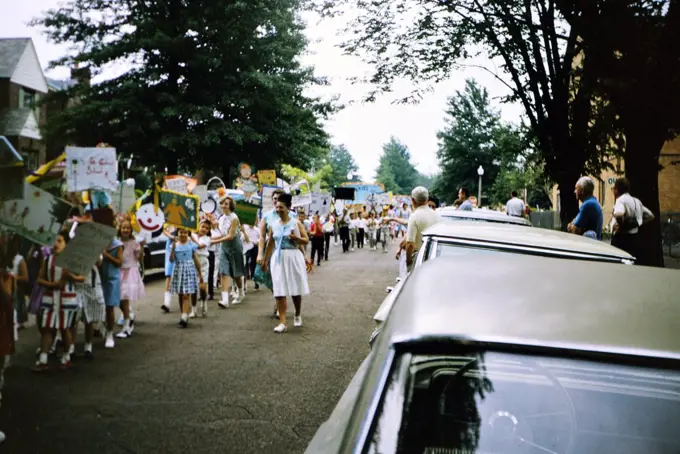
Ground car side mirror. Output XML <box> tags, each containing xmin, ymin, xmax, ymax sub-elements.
<box><xmin>385</xmin><ymin>286</ymin><xmax>393</xmax><ymax>294</ymax></box>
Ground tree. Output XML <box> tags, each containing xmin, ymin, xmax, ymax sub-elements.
<box><xmin>315</xmin><ymin>0</ymin><xmax>619</xmax><ymax>226</ymax></box>
<box><xmin>555</xmin><ymin>0</ymin><xmax>680</xmax><ymax>266</ymax></box>
<box><xmin>323</xmin><ymin>144</ymin><xmax>359</xmax><ymax>188</ymax></box>
<box><xmin>34</xmin><ymin>0</ymin><xmax>334</xmax><ymax>176</ymax></box>
<box><xmin>375</xmin><ymin>137</ymin><xmax>419</xmax><ymax>194</ymax></box>
<box><xmin>434</xmin><ymin>79</ymin><xmax>502</xmax><ymax>205</ymax></box>
<box><xmin>280</xmin><ymin>163</ymin><xmax>333</xmax><ymax>191</ymax></box>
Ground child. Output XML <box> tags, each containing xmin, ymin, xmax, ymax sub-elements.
<box><xmin>161</xmin><ymin>226</ymin><xmax>177</xmax><ymax>313</ymax></box>
<box><xmin>76</xmin><ymin>259</ymin><xmax>105</xmax><ymax>360</ymax></box>
<box><xmin>117</xmin><ymin>218</ymin><xmax>145</xmax><ymax>338</ymax></box>
<box><xmin>100</xmin><ymin>236</ymin><xmax>123</xmax><ymax>348</ymax></box>
<box><xmin>193</xmin><ymin>220</ymin><xmax>213</xmax><ymax>317</ymax></box>
<box><xmin>7</xmin><ymin>235</ymin><xmax>28</xmax><ymax>331</ymax></box>
<box><xmin>34</xmin><ymin>232</ymin><xmax>84</xmax><ymax>371</ymax></box>
<box><xmin>170</xmin><ymin>229</ymin><xmax>203</xmax><ymax>328</ymax></box>
<box><xmin>367</xmin><ymin>213</ymin><xmax>377</xmax><ymax>250</ymax></box>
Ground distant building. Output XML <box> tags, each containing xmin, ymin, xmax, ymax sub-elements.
<box><xmin>0</xmin><ymin>38</ymin><xmax>49</xmax><ymax>169</ymax></box>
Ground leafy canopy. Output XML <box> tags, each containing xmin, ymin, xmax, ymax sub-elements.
<box><xmin>375</xmin><ymin>137</ymin><xmax>419</xmax><ymax>195</ymax></box>
<box><xmin>34</xmin><ymin>0</ymin><xmax>335</xmax><ymax>174</ymax></box>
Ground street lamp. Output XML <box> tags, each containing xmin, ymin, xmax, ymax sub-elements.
<box><xmin>477</xmin><ymin>165</ymin><xmax>484</xmax><ymax>207</ymax></box>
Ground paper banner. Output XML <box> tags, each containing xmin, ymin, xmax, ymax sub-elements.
<box><xmin>65</xmin><ymin>146</ymin><xmax>118</xmax><ymax>192</ymax></box>
<box><xmin>54</xmin><ymin>221</ymin><xmax>117</xmax><ymax>276</ymax></box>
<box><xmin>260</xmin><ymin>185</ymin><xmax>281</xmax><ymax>214</ymax></box>
<box><xmin>309</xmin><ymin>193</ymin><xmax>331</xmax><ymax>216</ymax></box>
<box><xmin>0</xmin><ymin>182</ymin><xmax>74</xmax><ymax>246</ymax></box>
<box><xmin>290</xmin><ymin>179</ymin><xmax>312</xmax><ymax>208</ymax></box>
<box><xmin>257</xmin><ymin>169</ymin><xmax>276</xmax><ymax>186</ymax></box>
<box><xmin>159</xmin><ymin>189</ymin><xmax>200</xmax><ymax>232</ymax></box>
<box><xmin>234</xmin><ymin>201</ymin><xmax>259</xmax><ymax>226</ymax></box>
<box><xmin>109</xmin><ymin>180</ymin><xmax>137</xmax><ymax>214</ymax></box>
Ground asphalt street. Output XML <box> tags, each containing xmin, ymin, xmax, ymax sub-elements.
<box><xmin>1</xmin><ymin>241</ymin><xmax>398</xmax><ymax>454</ymax></box>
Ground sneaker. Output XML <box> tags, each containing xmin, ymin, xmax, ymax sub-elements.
<box><xmin>218</xmin><ymin>300</ymin><xmax>230</xmax><ymax>309</ymax></box>
<box><xmin>116</xmin><ymin>330</ymin><xmax>131</xmax><ymax>339</ymax></box>
<box><xmin>189</xmin><ymin>309</ymin><xmax>196</xmax><ymax>318</ymax></box>
<box><xmin>160</xmin><ymin>305</ymin><xmax>170</xmax><ymax>313</ymax></box>
<box><xmin>179</xmin><ymin>319</ymin><xmax>188</xmax><ymax>328</ymax></box>
<box><xmin>105</xmin><ymin>333</ymin><xmax>115</xmax><ymax>349</ymax></box>
<box><xmin>273</xmin><ymin>323</ymin><xmax>287</xmax><ymax>333</ymax></box>
<box><xmin>294</xmin><ymin>316</ymin><xmax>303</xmax><ymax>327</ymax></box>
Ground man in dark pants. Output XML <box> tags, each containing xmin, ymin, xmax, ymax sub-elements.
<box><xmin>207</xmin><ymin>250</ymin><xmax>216</xmax><ymax>299</ymax></box>
<box><xmin>245</xmin><ymin>245</ymin><xmax>259</xmax><ymax>289</ymax></box>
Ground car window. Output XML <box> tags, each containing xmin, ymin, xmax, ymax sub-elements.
<box><xmin>366</xmin><ymin>352</ymin><xmax>680</xmax><ymax>454</ymax></box>
<box><xmin>430</xmin><ymin>243</ymin><xmax>518</xmax><ymax>260</ymax></box>
<box><xmin>440</xmin><ymin>214</ymin><xmax>530</xmax><ymax>226</ymax></box>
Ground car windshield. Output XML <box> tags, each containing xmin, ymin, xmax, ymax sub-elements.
<box><xmin>431</xmin><ymin>242</ymin><xmax>520</xmax><ymax>260</ymax></box>
<box><xmin>366</xmin><ymin>351</ymin><xmax>680</xmax><ymax>454</ymax></box>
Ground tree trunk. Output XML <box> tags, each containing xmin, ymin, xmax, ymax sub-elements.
<box><xmin>556</xmin><ymin>173</ymin><xmax>580</xmax><ymax>231</ymax></box>
<box><xmin>623</xmin><ymin>127</ymin><xmax>665</xmax><ymax>267</ymax></box>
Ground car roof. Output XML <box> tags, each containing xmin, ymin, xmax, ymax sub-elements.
<box><xmin>423</xmin><ymin>221</ymin><xmax>634</xmax><ymax>260</ymax></box>
<box><xmin>383</xmin><ymin>255</ymin><xmax>680</xmax><ymax>359</ymax></box>
<box><xmin>438</xmin><ymin>207</ymin><xmax>533</xmax><ymax>226</ymax></box>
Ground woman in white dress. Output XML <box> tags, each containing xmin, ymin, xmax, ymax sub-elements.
<box><xmin>262</xmin><ymin>193</ymin><xmax>309</xmax><ymax>333</ymax></box>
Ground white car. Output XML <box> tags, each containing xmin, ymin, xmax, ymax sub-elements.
<box><xmin>371</xmin><ymin>221</ymin><xmax>635</xmax><ymax>347</ymax></box>
<box><xmin>437</xmin><ymin>206</ymin><xmax>533</xmax><ymax>226</ymax></box>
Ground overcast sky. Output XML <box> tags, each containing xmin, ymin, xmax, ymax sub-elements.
<box><xmin>2</xmin><ymin>1</ymin><xmax>523</xmax><ymax>181</ymax></box>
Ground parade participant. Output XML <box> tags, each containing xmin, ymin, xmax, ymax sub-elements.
<box><xmin>100</xmin><ymin>234</ymin><xmax>123</xmax><ymax>349</ymax></box>
<box><xmin>262</xmin><ymin>193</ymin><xmax>310</xmax><ymax>333</ymax></box>
<box><xmin>367</xmin><ymin>212</ymin><xmax>378</xmax><ymax>250</ymax></box>
<box><xmin>193</xmin><ymin>220</ymin><xmax>213</xmax><ymax>316</ymax></box>
<box><xmin>348</xmin><ymin>212</ymin><xmax>358</xmax><ymax>251</ymax></box>
<box><xmin>169</xmin><ymin>229</ymin><xmax>202</xmax><ymax>328</ymax></box>
<box><xmin>0</xmin><ymin>254</ymin><xmax>15</xmax><ymax>443</ymax></box>
<box><xmin>34</xmin><ymin>232</ymin><xmax>83</xmax><ymax>371</ymax></box>
<box><xmin>116</xmin><ymin>218</ymin><xmax>144</xmax><ymax>338</ymax></box>
<box><xmin>76</xmin><ymin>259</ymin><xmax>105</xmax><ymax>360</ymax></box>
<box><xmin>161</xmin><ymin>226</ymin><xmax>177</xmax><ymax>313</ymax></box>
<box><xmin>242</xmin><ymin>222</ymin><xmax>260</xmax><ymax>289</ymax></box>
<box><xmin>6</xmin><ymin>235</ymin><xmax>28</xmax><ymax>331</ymax></box>
<box><xmin>378</xmin><ymin>208</ymin><xmax>390</xmax><ymax>253</ymax></box>
<box><xmin>356</xmin><ymin>212</ymin><xmax>367</xmax><ymax>249</ymax></box>
<box><xmin>215</xmin><ymin>196</ymin><xmax>246</xmax><ymax>308</ymax></box>
<box><xmin>322</xmin><ymin>214</ymin><xmax>334</xmax><ymax>261</ymax></box>
<box><xmin>309</xmin><ymin>214</ymin><xmax>325</xmax><ymax>266</ymax></box>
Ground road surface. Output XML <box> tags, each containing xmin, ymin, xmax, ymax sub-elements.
<box><xmin>1</xmin><ymin>243</ymin><xmax>398</xmax><ymax>454</ymax></box>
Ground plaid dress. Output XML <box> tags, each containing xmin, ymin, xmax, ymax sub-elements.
<box><xmin>170</xmin><ymin>242</ymin><xmax>199</xmax><ymax>295</ymax></box>
<box><xmin>78</xmin><ymin>266</ymin><xmax>105</xmax><ymax>323</ymax></box>
<box><xmin>40</xmin><ymin>256</ymin><xmax>79</xmax><ymax>330</ymax></box>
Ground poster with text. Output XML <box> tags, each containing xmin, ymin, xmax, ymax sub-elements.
<box><xmin>309</xmin><ymin>192</ymin><xmax>331</xmax><ymax>216</ymax></box>
<box><xmin>159</xmin><ymin>189</ymin><xmax>200</xmax><ymax>232</ymax></box>
<box><xmin>257</xmin><ymin>170</ymin><xmax>276</xmax><ymax>186</ymax></box>
<box><xmin>65</xmin><ymin>146</ymin><xmax>118</xmax><ymax>192</ymax></box>
<box><xmin>55</xmin><ymin>222</ymin><xmax>117</xmax><ymax>276</ymax></box>
<box><xmin>0</xmin><ymin>182</ymin><xmax>74</xmax><ymax>246</ymax></box>
<box><xmin>109</xmin><ymin>180</ymin><xmax>137</xmax><ymax>214</ymax></box>
<box><xmin>165</xmin><ymin>177</ymin><xmax>188</xmax><ymax>194</ymax></box>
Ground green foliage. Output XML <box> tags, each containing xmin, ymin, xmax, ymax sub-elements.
<box><xmin>33</xmin><ymin>0</ymin><xmax>335</xmax><ymax>174</ymax></box>
<box><xmin>280</xmin><ymin>163</ymin><xmax>333</xmax><ymax>192</ymax></box>
<box><xmin>375</xmin><ymin>137</ymin><xmax>419</xmax><ymax>194</ymax></box>
<box><xmin>323</xmin><ymin>145</ymin><xmax>359</xmax><ymax>189</ymax></box>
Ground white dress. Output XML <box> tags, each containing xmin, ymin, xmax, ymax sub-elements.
<box><xmin>270</xmin><ymin>217</ymin><xmax>310</xmax><ymax>298</ymax></box>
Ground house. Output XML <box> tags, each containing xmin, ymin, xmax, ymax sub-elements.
<box><xmin>0</xmin><ymin>38</ymin><xmax>49</xmax><ymax>170</ymax></box>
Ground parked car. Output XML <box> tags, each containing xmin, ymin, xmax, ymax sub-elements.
<box><xmin>437</xmin><ymin>206</ymin><xmax>533</xmax><ymax>227</ymax></box>
<box><xmin>140</xmin><ymin>233</ymin><xmax>169</xmax><ymax>277</ymax></box>
<box><xmin>307</xmin><ymin>254</ymin><xmax>680</xmax><ymax>454</ymax></box>
<box><xmin>372</xmin><ymin>222</ymin><xmax>635</xmax><ymax>347</ymax></box>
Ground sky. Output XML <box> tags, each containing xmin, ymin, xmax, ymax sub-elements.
<box><xmin>2</xmin><ymin>1</ymin><xmax>523</xmax><ymax>181</ymax></box>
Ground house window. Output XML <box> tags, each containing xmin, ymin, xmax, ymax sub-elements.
<box><xmin>22</xmin><ymin>89</ymin><xmax>35</xmax><ymax>108</ymax></box>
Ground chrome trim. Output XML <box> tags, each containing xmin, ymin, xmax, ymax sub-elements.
<box><xmin>389</xmin><ymin>334</ymin><xmax>680</xmax><ymax>364</ymax></box>
<box><xmin>369</xmin><ymin>327</ymin><xmax>380</xmax><ymax>348</ymax></box>
<box><xmin>395</xmin><ymin>277</ymin><xmax>402</xmax><ymax>283</ymax></box>
<box><xmin>426</xmin><ymin>237</ymin><xmax>632</xmax><ymax>264</ymax></box>
<box><xmin>385</xmin><ymin>286</ymin><xmax>393</xmax><ymax>294</ymax></box>
<box><xmin>351</xmin><ymin>348</ymin><xmax>398</xmax><ymax>454</ymax></box>
<box><xmin>150</xmin><ymin>249</ymin><xmax>166</xmax><ymax>256</ymax></box>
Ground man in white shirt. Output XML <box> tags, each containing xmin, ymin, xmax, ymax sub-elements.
<box><xmin>505</xmin><ymin>191</ymin><xmax>526</xmax><ymax>217</ymax></box>
<box><xmin>405</xmin><ymin>186</ymin><xmax>441</xmax><ymax>270</ymax></box>
<box><xmin>610</xmin><ymin>177</ymin><xmax>654</xmax><ymax>259</ymax></box>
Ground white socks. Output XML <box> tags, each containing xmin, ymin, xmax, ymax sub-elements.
<box><xmin>123</xmin><ymin>319</ymin><xmax>131</xmax><ymax>332</ymax></box>
<box><xmin>180</xmin><ymin>313</ymin><xmax>188</xmax><ymax>322</ymax></box>
<box><xmin>163</xmin><ymin>292</ymin><xmax>171</xmax><ymax>308</ymax></box>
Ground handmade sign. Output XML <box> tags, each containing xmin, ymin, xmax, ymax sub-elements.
<box><xmin>165</xmin><ymin>177</ymin><xmax>187</xmax><ymax>194</ymax></box>
<box><xmin>0</xmin><ymin>182</ymin><xmax>74</xmax><ymax>246</ymax></box>
<box><xmin>55</xmin><ymin>221</ymin><xmax>117</xmax><ymax>276</ymax></box>
<box><xmin>234</xmin><ymin>201</ymin><xmax>259</xmax><ymax>226</ymax></box>
<box><xmin>109</xmin><ymin>179</ymin><xmax>137</xmax><ymax>214</ymax></box>
<box><xmin>339</xmin><ymin>182</ymin><xmax>385</xmax><ymax>204</ymax></box>
<box><xmin>309</xmin><ymin>192</ymin><xmax>331</xmax><ymax>216</ymax></box>
<box><xmin>235</xmin><ymin>162</ymin><xmax>259</xmax><ymax>199</ymax></box>
<box><xmin>65</xmin><ymin>146</ymin><xmax>118</xmax><ymax>192</ymax></box>
<box><xmin>159</xmin><ymin>189</ymin><xmax>199</xmax><ymax>232</ymax></box>
<box><xmin>290</xmin><ymin>179</ymin><xmax>312</xmax><ymax>208</ymax></box>
<box><xmin>260</xmin><ymin>185</ymin><xmax>280</xmax><ymax>214</ymax></box>
<box><xmin>257</xmin><ymin>169</ymin><xmax>276</xmax><ymax>186</ymax></box>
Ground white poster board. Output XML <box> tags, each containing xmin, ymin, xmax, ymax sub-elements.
<box><xmin>291</xmin><ymin>180</ymin><xmax>312</xmax><ymax>208</ymax></box>
<box><xmin>55</xmin><ymin>221</ymin><xmax>117</xmax><ymax>276</ymax></box>
<box><xmin>309</xmin><ymin>192</ymin><xmax>331</xmax><ymax>216</ymax></box>
<box><xmin>261</xmin><ymin>186</ymin><xmax>280</xmax><ymax>214</ymax></box>
<box><xmin>65</xmin><ymin>147</ymin><xmax>118</xmax><ymax>192</ymax></box>
<box><xmin>165</xmin><ymin>177</ymin><xmax>188</xmax><ymax>194</ymax></box>
<box><xmin>110</xmin><ymin>180</ymin><xmax>136</xmax><ymax>214</ymax></box>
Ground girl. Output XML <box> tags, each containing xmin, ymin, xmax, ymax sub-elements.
<box><xmin>348</xmin><ymin>213</ymin><xmax>357</xmax><ymax>251</ymax></box>
<box><xmin>169</xmin><ymin>229</ymin><xmax>202</xmax><ymax>328</ymax></box>
<box><xmin>367</xmin><ymin>212</ymin><xmax>377</xmax><ymax>250</ymax></box>
<box><xmin>193</xmin><ymin>220</ymin><xmax>213</xmax><ymax>317</ymax></box>
<box><xmin>117</xmin><ymin>219</ymin><xmax>144</xmax><ymax>338</ymax></box>
<box><xmin>309</xmin><ymin>215</ymin><xmax>325</xmax><ymax>266</ymax></box>
<box><xmin>215</xmin><ymin>196</ymin><xmax>245</xmax><ymax>308</ymax></box>
<box><xmin>76</xmin><ymin>258</ymin><xmax>105</xmax><ymax>360</ymax></box>
<box><xmin>379</xmin><ymin>208</ymin><xmax>390</xmax><ymax>253</ymax></box>
<box><xmin>356</xmin><ymin>213</ymin><xmax>367</xmax><ymax>249</ymax></box>
<box><xmin>34</xmin><ymin>232</ymin><xmax>83</xmax><ymax>371</ymax></box>
<box><xmin>161</xmin><ymin>226</ymin><xmax>177</xmax><ymax>313</ymax></box>
<box><xmin>7</xmin><ymin>235</ymin><xmax>28</xmax><ymax>331</ymax></box>
<box><xmin>242</xmin><ymin>223</ymin><xmax>260</xmax><ymax>290</ymax></box>
<box><xmin>100</xmin><ymin>234</ymin><xmax>123</xmax><ymax>349</ymax></box>
<box><xmin>262</xmin><ymin>193</ymin><xmax>310</xmax><ymax>333</ymax></box>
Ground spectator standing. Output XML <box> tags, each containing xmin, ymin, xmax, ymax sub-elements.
<box><xmin>567</xmin><ymin>176</ymin><xmax>603</xmax><ymax>240</ymax></box>
<box><xmin>505</xmin><ymin>191</ymin><xmax>526</xmax><ymax>217</ymax></box>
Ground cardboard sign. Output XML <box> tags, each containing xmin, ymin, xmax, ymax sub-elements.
<box><xmin>165</xmin><ymin>177</ymin><xmax>188</xmax><ymax>194</ymax></box>
<box><xmin>159</xmin><ymin>189</ymin><xmax>199</xmax><ymax>232</ymax></box>
<box><xmin>110</xmin><ymin>180</ymin><xmax>137</xmax><ymax>214</ymax></box>
<box><xmin>234</xmin><ymin>201</ymin><xmax>259</xmax><ymax>226</ymax></box>
<box><xmin>291</xmin><ymin>179</ymin><xmax>312</xmax><ymax>208</ymax></box>
<box><xmin>309</xmin><ymin>192</ymin><xmax>331</xmax><ymax>216</ymax></box>
<box><xmin>65</xmin><ymin>146</ymin><xmax>118</xmax><ymax>192</ymax></box>
<box><xmin>55</xmin><ymin>221</ymin><xmax>117</xmax><ymax>276</ymax></box>
<box><xmin>257</xmin><ymin>169</ymin><xmax>276</xmax><ymax>186</ymax></box>
<box><xmin>0</xmin><ymin>182</ymin><xmax>74</xmax><ymax>246</ymax></box>
<box><xmin>260</xmin><ymin>185</ymin><xmax>281</xmax><ymax>215</ymax></box>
